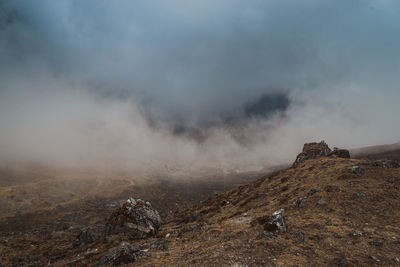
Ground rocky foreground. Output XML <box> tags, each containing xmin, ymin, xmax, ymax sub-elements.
<box><xmin>1</xmin><ymin>141</ymin><xmax>400</xmax><ymax>266</ymax></box>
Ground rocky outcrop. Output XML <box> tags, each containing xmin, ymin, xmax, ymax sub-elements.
<box><xmin>98</xmin><ymin>242</ymin><xmax>141</xmax><ymax>266</ymax></box>
<box><xmin>293</xmin><ymin>141</ymin><xmax>332</xmax><ymax>167</ymax></box>
<box><xmin>104</xmin><ymin>198</ymin><xmax>161</xmax><ymax>241</ymax></box>
<box><xmin>293</xmin><ymin>141</ymin><xmax>350</xmax><ymax>167</ymax></box>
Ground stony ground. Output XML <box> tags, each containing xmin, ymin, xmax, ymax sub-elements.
<box><xmin>0</xmin><ymin>167</ymin><xmax>270</xmax><ymax>266</ymax></box>
<box><xmin>0</xmin><ymin>148</ymin><xmax>400</xmax><ymax>266</ymax></box>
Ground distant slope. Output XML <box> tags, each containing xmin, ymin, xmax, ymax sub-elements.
<box><xmin>350</xmin><ymin>142</ymin><xmax>400</xmax><ymax>159</ymax></box>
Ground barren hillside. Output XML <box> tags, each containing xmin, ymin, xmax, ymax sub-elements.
<box><xmin>0</xmin><ymin>142</ymin><xmax>399</xmax><ymax>266</ymax></box>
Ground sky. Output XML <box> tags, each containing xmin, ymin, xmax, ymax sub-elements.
<box><xmin>0</xmin><ymin>0</ymin><xmax>399</xmax><ymax>172</ymax></box>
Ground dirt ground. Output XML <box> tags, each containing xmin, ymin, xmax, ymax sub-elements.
<box><xmin>0</xmin><ymin>149</ymin><xmax>399</xmax><ymax>266</ymax></box>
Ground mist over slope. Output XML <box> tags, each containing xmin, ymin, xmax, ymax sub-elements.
<box><xmin>0</xmin><ymin>0</ymin><xmax>399</xmax><ymax>171</ymax></box>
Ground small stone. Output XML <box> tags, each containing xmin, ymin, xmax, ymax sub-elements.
<box><xmin>349</xmin><ymin>230</ymin><xmax>364</xmax><ymax>237</ymax></box>
<box><xmin>346</xmin><ymin>166</ymin><xmax>364</xmax><ymax>175</ymax></box>
<box><xmin>369</xmin><ymin>256</ymin><xmax>380</xmax><ymax>262</ymax></box>
<box><xmin>333</xmin><ymin>258</ymin><xmax>349</xmax><ymax>266</ymax></box>
<box><xmin>292</xmin><ymin>231</ymin><xmax>305</xmax><ymax>242</ymax></box>
<box><xmin>394</xmin><ymin>257</ymin><xmax>400</xmax><ymax>263</ymax></box>
<box><xmin>369</xmin><ymin>239</ymin><xmax>383</xmax><ymax>247</ymax></box>
<box><xmin>308</xmin><ymin>189</ymin><xmax>320</xmax><ymax>195</ymax></box>
<box><xmin>150</xmin><ymin>239</ymin><xmax>169</xmax><ymax>251</ymax></box>
<box><xmin>352</xmin><ymin>192</ymin><xmax>364</xmax><ymax>198</ymax></box>
<box><xmin>98</xmin><ymin>242</ymin><xmax>141</xmax><ymax>266</ymax></box>
<box><xmin>317</xmin><ymin>199</ymin><xmax>327</xmax><ymax>206</ymax></box>
<box><xmin>293</xmin><ymin>196</ymin><xmax>307</xmax><ymax>208</ymax></box>
<box><xmin>220</xmin><ymin>200</ymin><xmax>230</xmax><ymax>206</ymax></box>
<box><xmin>257</xmin><ymin>230</ymin><xmax>277</xmax><ymax>239</ymax></box>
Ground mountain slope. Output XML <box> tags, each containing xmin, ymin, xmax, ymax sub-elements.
<box><xmin>131</xmin><ymin>156</ymin><xmax>400</xmax><ymax>266</ymax></box>
<box><xmin>1</xmin><ymin>143</ymin><xmax>400</xmax><ymax>266</ymax></box>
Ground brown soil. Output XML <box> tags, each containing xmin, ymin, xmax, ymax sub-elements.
<box><xmin>1</xmin><ymin>146</ymin><xmax>400</xmax><ymax>266</ymax></box>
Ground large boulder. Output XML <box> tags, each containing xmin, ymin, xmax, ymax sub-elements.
<box><xmin>104</xmin><ymin>198</ymin><xmax>161</xmax><ymax>241</ymax></box>
<box><xmin>263</xmin><ymin>209</ymin><xmax>287</xmax><ymax>232</ymax></box>
<box><xmin>293</xmin><ymin>141</ymin><xmax>332</xmax><ymax>167</ymax></box>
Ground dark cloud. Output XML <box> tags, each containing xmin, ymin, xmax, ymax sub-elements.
<box><xmin>0</xmin><ymin>0</ymin><xmax>399</xmax><ymax>171</ymax></box>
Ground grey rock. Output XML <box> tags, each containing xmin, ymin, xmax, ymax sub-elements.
<box><xmin>257</xmin><ymin>230</ymin><xmax>277</xmax><ymax>239</ymax></box>
<box><xmin>333</xmin><ymin>258</ymin><xmax>349</xmax><ymax>266</ymax></box>
<box><xmin>150</xmin><ymin>239</ymin><xmax>169</xmax><ymax>251</ymax></box>
<box><xmin>352</xmin><ymin>192</ymin><xmax>364</xmax><ymax>199</ymax></box>
<box><xmin>369</xmin><ymin>255</ymin><xmax>380</xmax><ymax>262</ymax></box>
<box><xmin>104</xmin><ymin>198</ymin><xmax>161</xmax><ymax>241</ymax></box>
<box><xmin>349</xmin><ymin>230</ymin><xmax>364</xmax><ymax>237</ymax></box>
<box><xmin>308</xmin><ymin>188</ymin><xmax>320</xmax><ymax>195</ymax></box>
<box><xmin>99</xmin><ymin>242</ymin><xmax>141</xmax><ymax>266</ymax></box>
<box><xmin>329</xmin><ymin>148</ymin><xmax>350</xmax><ymax>158</ymax></box>
<box><xmin>220</xmin><ymin>200</ymin><xmax>230</xmax><ymax>206</ymax></box>
<box><xmin>346</xmin><ymin>165</ymin><xmax>364</xmax><ymax>175</ymax></box>
<box><xmin>292</xmin><ymin>231</ymin><xmax>305</xmax><ymax>242</ymax></box>
<box><xmin>293</xmin><ymin>141</ymin><xmax>332</xmax><ymax>167</ymax></box>
<box><xmin>317</xmin><ymin>199</ymin><xmax>327</xmax><ymax>206</ymax></box>
<box><xmin>372</xmin><ymin>159</ymin><xmax>400</xmax><ymax>169</ymax></box>
<box><xmin>394</xmin><ymin>257</ymin><xmax>400</xmax><ymax>263</ymax></box>
<box><xmin>264</xmin><ymin>209</ymin><xmax>287</xmax><ymax>232</ymax></box>
<box><xmin>293</xmin><ymin>196</ymin><xmax>307</xmax><ymax>208</ymax></box>
<box><xmin>369</xmin><ymin>239</ymin><xmax>383</xmax><ymax>247</ymax></box>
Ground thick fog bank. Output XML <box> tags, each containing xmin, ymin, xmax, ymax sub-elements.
<box><xmin>0</xmin><ymin>0</ymin><xmax>399</xmax><ymax>172</ymax></box>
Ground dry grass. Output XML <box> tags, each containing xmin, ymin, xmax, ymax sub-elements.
<box><xmin>0</xmin><ymin>151</ymin><xmax>400</xmax><ymax>266</ymax></box>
